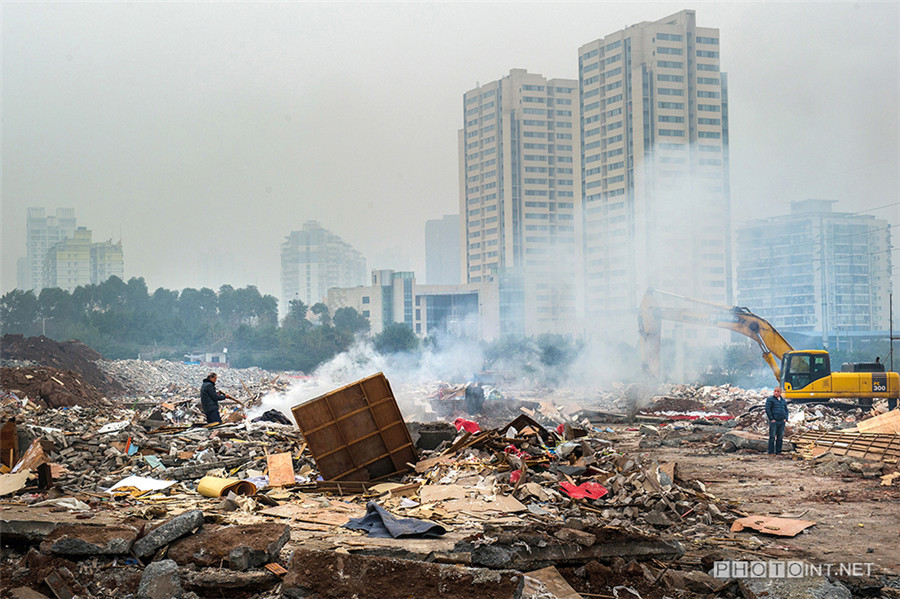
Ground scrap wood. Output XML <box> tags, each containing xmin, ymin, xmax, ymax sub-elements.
<box><xmin>792</xmin><ymin>431</ymin><xmax>900</xmax><ymax>463</ymax></box>
<box><xmin>881</xmin><ymin>472</ymin><xmax>900</xmax><ymax>486</ymax></box>
<box><xmin>856</xmin><ymin>409</ymin><xmax>900</xmax><ymax>434</ymax></box>
<box><xmin>266</xmin><ymin>452</ymin><xmax>295</xmax><ymax>487</ymax></box>
<box><xmin>731</xmin><ymin>515</ymin><xmax>816</xmax><ymax>537</ymax></box>
<box><xmin>0</xmin><ymin>469</ymin><xmax>31</xmax><ymax>496</ymax></box>
<box><xmin>524</xmin><ymin>566</ymin><xmax>582</xmax><ymax>599</ymax></box>
<box><xmin>11</xmin><ymin>439</ymin><xmax>47</xmax><ymax>473</ymax></box>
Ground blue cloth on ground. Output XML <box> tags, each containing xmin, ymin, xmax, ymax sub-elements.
<box><xmin>342</xmin><ymin>501</ymin><xmax>446</xmax><ymax>539</ymax></box>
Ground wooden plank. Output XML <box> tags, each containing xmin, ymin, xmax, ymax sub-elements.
<box><xmin>731</xmin><ymin>515</ymin><xmax>816</xmax><ymax>537</ymax></box>
<box><xmin>857</xmin><ymin>410</ymin><xmax>900</xmax><ymax>434</ymax></box>
<box><xmin>525</xmin><ymin>566</ymin><xmax>582</xmax><ymax>599</ymax></box>
<box><xmin>267</xmin><ymin>452</ymin><xmax>295</xmax><ymax>487</ymax></box>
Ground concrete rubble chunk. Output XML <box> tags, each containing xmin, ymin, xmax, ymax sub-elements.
<box><xmin>9</xmin><ymin>589</ymin><xmax>53</xmax><ymax>599</ymax></box>
<box><xmin>283</xmin><ymin>548</ymin><xmax>526</xmax><ymax>599</ymax></box>
<box><xmin>553</xmin><ymin>527</ymin><xmax>596</xmax><ymax>546</ymax></box>
<box><xmin>132</xmin><ymin>509</ymin><xmax>203</xmax><ymax>558</ymax></box>
<box><xmin>167</xmin><ymin>522</ymin><xmax>291</xmax><ymax>571</ymax></box>
<box><xmin>721</xmin><ymin>430</ymin><xmax>794</xmax><ymax>453</ymax></box>
<box><xmin>739</xmin><ymin>572</ymin><xmax>852</xmax><ymax>599</ymax></box>
<box><xmin>137</xmin><ymin>559</ymin><xmax>182</xmax><ymax>599</ymax></box>
<box><xmin>42</xmin><ymin>523</ymin><xmax>139</xmax><ymax>556</ymax></box>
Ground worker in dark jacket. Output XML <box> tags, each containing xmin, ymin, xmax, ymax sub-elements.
<box><xmin>765</xmin><ymin>386</ymin><xmax>789</xmax><ymax>455</ymax></box>
<box><xmin>200</xmin><ymin>373</ymin><xmax>234</xmax><ymax>425</ymax></box>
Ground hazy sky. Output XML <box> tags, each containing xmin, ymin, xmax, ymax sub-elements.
<box><xmin>3</xmin><ymin>2</ymin><xmax>898</xmax><ymax>303</ymax></box>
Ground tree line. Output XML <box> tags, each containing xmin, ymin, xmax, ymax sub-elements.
<box><xmin>0</xmin><ymin>276</ymin><xmax>389</xmax><ymax>371</ymax></box>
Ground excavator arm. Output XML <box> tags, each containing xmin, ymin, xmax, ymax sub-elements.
<box><xmin>639</xmin><ymin>289</ymin><xmax>794</xmax><ymax>383</ymax></box>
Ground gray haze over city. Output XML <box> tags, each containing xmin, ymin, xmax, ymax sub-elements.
<box><xmin>2</xmin><ymin>2</ymin><xmax>898</xmax><ymax>302</ymax></box>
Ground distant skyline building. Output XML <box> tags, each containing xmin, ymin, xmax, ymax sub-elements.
<box><xmin>327</xmin><ymin>269</ymin><xmax>500</xmax><ymax>340</ymax></box>
<box><xmin>44</xmin><ymin>227</ymin><xmax>92</xmax><ymax>292</ymax></box>
<box><xmin>425</xmin><ymin>214</ymin><xmax>461</xmax><ymax>285</ymax></box>
<box><xmin>736</xmin><ymin>199</ymin><xmax>892</xmax><ymax>343</ymax></box>
<box><xmin>25</xmin><ymin>207</ymin><xmax>77</xmax><ymax>291</ymax></box>
<box><xmin>91</xmin><ymin>239</ymin><xmax>125</xmax><ymax>285</ymax></box>
<box><xmin>459</xmin><ymin>68</ymin><xmax>581</xmax><ymax>337</ymax></box>
<box><xmin>578</xmin><ymin>9</ymin><xmax>731</xmax><ymax>341</ymax></box>
<box><xmin>42</xmin><ymin>227</ymin><xmax>126</xmax><ymax>292</ymax></box>
<box><xmin>280</xmin><ymin>220</ymin><xmax>367</xmax><ymax>310</ymax></box>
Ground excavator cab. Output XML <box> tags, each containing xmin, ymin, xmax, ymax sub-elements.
<box><xmin>781</xmin><ymin>351</ymin><xmax>830</xmax><ymax>392</ymax></box>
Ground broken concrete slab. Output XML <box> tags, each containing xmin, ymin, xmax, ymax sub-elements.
<box><xmin>739</xmin><ymin>572</ymin><xmax>851</xmax><ymax>599</ymax></box>
<box><xmin>42</xmin><ymin>523</ymin><xmax>139</xmax><ymax>556</ymax></box>
<box><xmin>137</xmin><ymin>559</ymin><xmax>182</xmax><ymax>599</ymax></box>
<box><xmin>282</xmin><ymin>548</ymin><xmax>525</xmax><ymax>599</ymax></box>
<box><xmin>722</xmin><ymin>430</ymin><xmax>794</xmax><ymax>453</ymax></box>
<box><xmin>132</xmin><ymin>509</ymin><xmax>203</xmax><ymax>558</ymax></box>
<box><xmin>8</xmin><ymin>588</ymin><xmax>52</xmax><ymax>599</ymax></box>
<box><xmin>467</xmin><ymin>525</ymin><xmax>684</xmax><ymax>571</ymax></box>
<box><xmin>168</xmin><ymin>523</ymin><xmax>290</xmax><ymax>571</ymax></box>
<box><xmin>181</xmin><ymin>569</ymin><xmax>281</xmax><ymax>596</ymax></box>
<box><xmin>0</xmin><ymin>506</ymin><xmax>123</xmax><ymax>544</ymax></box>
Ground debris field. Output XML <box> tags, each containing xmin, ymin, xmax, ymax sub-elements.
<box><xmin>1</xmin><ymin>335</ymin><xmax>899</xmax><ymax>599</ymax></box>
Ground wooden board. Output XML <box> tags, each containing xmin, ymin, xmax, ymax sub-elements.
<box><xmin>291</xmin><ymin>373</ymin><xmax>417</xmax><ymax>482</ymax></box>
<box><xmin>260</xmin><ymin>500</ymin><xmax>365</xmax><ymax>527</ymax></box>
<box><xmin>267</xmin><ymin>452</ymin><xmax>295</xmax><ymax>487</ymax></box>
<box><xmin>525</xmin><ymin>566</ymin><xmax>582</xmax><ymax>599</ymax></box>
<box><xmin>856</xmin><ymin>409</ymin><xmax>900</xmax><ymax>434</ymax></box>
<box><xmin>792</xmin><ymin>431</ymin><xmax>900</xmax><ymax>463</ymax></box>
<box><xmin>731</xmin><ymin>515</ymin><xmax>816</xmax><ymax>537</ymax></box>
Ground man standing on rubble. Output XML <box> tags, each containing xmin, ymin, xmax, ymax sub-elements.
<box><xmin>200</xmin><ymin>373</ymin><xmax>234</xmax><ymax>425</ymax></box>
<box><xmin>765</xmin><ymin>386</ymin><xmax>788</xmax><ymax>455</ymax></box>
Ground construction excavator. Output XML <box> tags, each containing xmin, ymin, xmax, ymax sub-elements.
<box><xmin>638</xmin><ymin>289</ymin><xmax>899</xmax><ymax>405</ymax></box>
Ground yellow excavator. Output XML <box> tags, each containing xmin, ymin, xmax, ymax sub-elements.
<box><xmin>638</xmin><ymin>289</ymin><xmax>899</xmax><ymax>405</ymax></box>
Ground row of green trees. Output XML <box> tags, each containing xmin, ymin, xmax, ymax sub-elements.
<box><xmin>0</xmin><ymin>276</ymin><xmax>403</xmax><ymax>371</ymax></box>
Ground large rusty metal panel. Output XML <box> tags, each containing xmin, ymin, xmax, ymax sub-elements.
<box><xmin>291</xmin><ymin>372</ymin><xmax>417</xmax><ymax>481</ymax></box>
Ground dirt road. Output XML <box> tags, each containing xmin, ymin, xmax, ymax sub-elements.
<box><xmin>626</xmin><ymin>435</ymin><xmax>900</xmax><ymax>575</ymax></box>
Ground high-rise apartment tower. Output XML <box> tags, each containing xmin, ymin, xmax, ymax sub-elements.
<box><xmin>280</xmin><ymin>221</ymin><xmax>367</xmax><ymax>310</ymax></box>
<box><xmin>459</xmin><ymin>69</ymin><xmax>581</xmax><ymax>336</ymax></box>
<box><xmin>578</xmin><ymin>10</ymin><xmax>731</xmax><ymax>339</ymax></box>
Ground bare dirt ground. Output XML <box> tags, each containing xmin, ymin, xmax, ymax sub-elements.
<box><xmin>624</xmin><ymin>432</ymin><xmax>900</xmax><ymax>576</ymax></box>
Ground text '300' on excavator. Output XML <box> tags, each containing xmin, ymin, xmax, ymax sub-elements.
<box><xmin>638</xmin><ymin>289</ymin><xmax>898</xmax><ymax>406</ymax></box>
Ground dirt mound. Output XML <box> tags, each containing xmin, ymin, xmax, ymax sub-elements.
<box><xmin>1</xmin><ymin>366</ymin><xmax>106</xmax><ymax>407</ymax></box>
<box><xmin>1</xmin><ymin>335</ymin><xmax>123</xmax><ymax>396</ymax></box>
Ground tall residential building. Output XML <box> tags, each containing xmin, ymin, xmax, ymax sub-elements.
<box><xmin>91</xmin><ymin>240</ymin><xmax>125</xmax><ymax>284</ymax></box>
<box><xmin>44</xmin><ymin>227</ymin><xmax>92</xmax><ymax>292</ymax></box>
<box><xmin>578</xmin><ymin>10</ymin><xmax>731</xmax><ymax>341</ymax></box>
<box><xmin>280</xmin><ymin>221</ymin><xmax>367</xmax><ymax>309</ymax></box>
<box><xmin>26</xmin><ymin>207</ymin><xmax>77</xmax><ymax>290</ymax></box>
<box><xmin>736</xmin><ymin>199</ymin><xmax>892</xmax><ymax>341</ymax></box>
<box><xmin>459</xmin><ymin>69</ymin><xmax>581</xmax><ymax>337</ymax></box>
<box><xmin>425</xmin><ymin>214</ymin><xmax>461</xmax><ymax>285</ymax></box>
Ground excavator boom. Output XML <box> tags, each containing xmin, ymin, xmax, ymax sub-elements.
<box><xmin>639</xmin><ymin>289</ymin><xmax>794</xmax><ymax>383</ymax></box>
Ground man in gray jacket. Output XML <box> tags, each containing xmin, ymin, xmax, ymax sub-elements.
<box><xmin>765</xmin><ymin>386</ymin><xmax>789</xmax><ymax>455</ymax></box>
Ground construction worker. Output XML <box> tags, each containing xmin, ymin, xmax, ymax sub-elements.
<box><xmin>200</xmin><ymin>372</ymin><xmax>235</xmax><ymax>424</ymax></box>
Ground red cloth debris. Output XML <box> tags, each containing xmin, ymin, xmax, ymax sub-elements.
<box><xmin>510</xmin><ymin>469</ymin><xmax>523</xmax><ymax>484</ymax></box>
<box><xmin>559</xmin><ymin>481</ymin><xmax>608</xmax><ymax>500</ymax></box>
<box><xmin>556</xmin><ymin>423</ymin><xmax>566</xmax><ymax>435</ymax></box>
<box><xmin>453</xmin><ymin>418</ymin><xmax>481</xmax><ymax>434</ymax></box>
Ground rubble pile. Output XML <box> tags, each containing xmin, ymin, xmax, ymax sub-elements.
<box><xmin>1</xmin><ymin>334</ymin><xmax>123</xmax><ymax>396</ymax></box>
<box><xmin>639</xmin><ymin>384</ymin><xmax>767</xmax><ymax>419</ymax></box>
<box><xmin>0</xmin><ymin>401</ymin><xmax>307</xmax><ymax>493</ymax></box>
<box><xmin>1</xmin><ymin>363</ymin><xmax>898</xmax><ymax>598</ymax></box>
<box><xmin>99</xmin><ymin>359</ymin><xmax>284</xmax><ymax>397</ymax></box>
<box><xmin>0</xmin><ymin>366</ymin><xmax>108</xmax><ymax>407</ymax></box>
